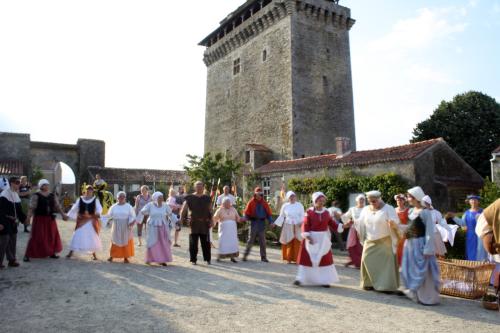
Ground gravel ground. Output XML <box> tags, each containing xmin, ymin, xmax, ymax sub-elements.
<box><xmin>0</xmin><ymin>219</ymin><xmax>499</xmax><ymax>333</ymax></box>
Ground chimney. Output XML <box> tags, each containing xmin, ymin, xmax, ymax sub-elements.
<box><xmin>336</xmin><ymin>137</ymin><xmax>351</xmax><ymax>158</ymax></box>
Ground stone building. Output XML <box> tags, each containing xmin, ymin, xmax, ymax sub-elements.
<box><xmin>491</xmin><ymin>145</ymin><xmax>500</xmax><ymax>186</ymax></box>
<box><xmin>251</xmin><ymin>138</ymin><xmax>484</xmax><ymax>211</ymax></box>
<box><xmin>200</xmin><ymin>0</ymin><xmax>356</xmax><ymax>162</ymax></box>
<box><xmin>86</xmin><ymin>166</ymin><xmax>189</xmax><ymax>199</ymax></box>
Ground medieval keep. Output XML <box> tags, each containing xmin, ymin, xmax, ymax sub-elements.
<box><xmin>200</xmin><ymin>0</ymin><xmax>356</xmax><ymax>162</ymax></box>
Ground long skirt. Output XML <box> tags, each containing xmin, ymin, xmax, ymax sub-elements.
<box><xmin>218</xmin><ymin>220</ymin><xmax>239</xmax><ymax>259</ymax></box>
<box><xmin>282</xmin><ymin>239</ymin><xmax>301</xmax><ymax>263</ymax></box>
<box><xmin>360</xmin><ymin>236</ymin><xmax>399</xmax><ymax>291</ymax></box>
<box><xmin>346</xmin><ymin>228</ymin><xmax>362</xmax><ymax>268</ymax></box>
<box><xmin>69</xmin><ymin>221</ymin><xmax>102</xmax><ymax>253</ymax></box>
<box><xmin>25</xmin><ymin>216</ymin><xmax>63</xmax><ymax>258</ymax></box>
<box><xmin>401</xmin><ymin>237</ymin><xmax>440</xmax><ymax>305</ymax></box>
<box><xmin>146</xmin><ymin>225</ymin><xmax>173</xmax><ymax>264</ymax></box>
<box><xmin>433</xmin><ymin>229</ymin><xmax>447</xmax><ymax>256</ymax></box>
<box><xmin>110</xmin><ymin>239</ymin><xmax>135</xmax><ymax>259</ymax></box>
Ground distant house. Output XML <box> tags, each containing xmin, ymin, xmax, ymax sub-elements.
<box><xmin>249</xmin><ymin>138</ymin><xmax>483</xmax><ymax>211</ymax></box>
<box><xmin>491</xmin><ymin>145</ymin><xmax>500</xmax><ymax>186</ymax></box>
<box><xmin>86</xmin><ymin>166</ymin><xmax>189</xmax><ymax>198</ymax></box>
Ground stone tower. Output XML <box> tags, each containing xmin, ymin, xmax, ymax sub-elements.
<box><xmin>200</xmin><ymin>0</ymin><xmax>356</xmax><ymax>163</ymax></box>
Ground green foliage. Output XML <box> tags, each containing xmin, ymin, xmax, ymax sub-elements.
<box><xmin>154</xmin><ymin>182</ymin><xmax>170</xmax><ymax>196</ymax></box>
<box><xmin>480</xmin><ymin>178</ymin><xmax>500</xmax><ymax>208</ymax></box>
<box><xmin>183</xmin><ymin>153</ymin><xmax>241</xmax><ymax>190</ymax></box>
<box><xmin>243</xmin><ymin>171</ymin><xmax>261</xmax><ymax>201</ymax></box>
<box><xmin>412</xmin><ymin>91</ymin><xmax>500</xmax><ymax>177</ymax></box>
<box><xmin>288</xmin><ymin>171</ymin><xmax>409</xmax><ymax>211</ymax></box>
<box><xmin>31</xmin><ymin>166</ymin><xmax>44</xmax><ymax>186</ymax></box>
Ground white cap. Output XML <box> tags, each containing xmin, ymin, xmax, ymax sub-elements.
<box><xmin>312</xmin><ymin>192</ymin><xmax>326</xmax><ymax>203</ymax></box>
<box><xmin>38</xmin><ymin>179</ymin><xmax>50</xmax><ymax>188</ymax></box>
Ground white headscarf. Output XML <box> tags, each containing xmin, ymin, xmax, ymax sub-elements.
<box><xmin>365</xmin><ymin>190</ymin><xmax>381</xmax><ymax>199</ymax></box>
<box><xmin>116</xmin><ymin>191</ymin><xmax>127</xmax><ymax>200</ymax></box>
<box><xmin>356</xmin><ymin>194</ymin><xmax>366</xmax><ymax>202</ymax></box>
<box><xmin>408</xmin><ymin>186</ymin><xmax>426</xmax><ymax>204</ymax></box>
<box><xmin>38</xmin><ymin>179</ymin><xmax>50</xmax><ymax>188</ymax></box>
<box><xmin>285</xmin><ymin>191</ymin><xmax>296</xmax><ymax>201</ymax></box>
<box><xmin>312</xmin><ymin>192</ymin><xmax>326</xmax><ymax>203</ymax></box>
<box><xmin>422</xmin><ymin>195</ymin><xmax>433</xmax><ymax>208</ymax></box>
<box><xmin>152</xmin><ymin>191</ymin><xmax>163</xmax><ymax>202</ymax></box>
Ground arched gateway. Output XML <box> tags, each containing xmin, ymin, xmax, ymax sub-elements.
<box><xmin>0</xmin><ymin>132</ymin><xmax>104</xmax><ymax>196</ymax></box>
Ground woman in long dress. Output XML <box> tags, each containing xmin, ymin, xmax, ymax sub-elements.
<box><xmin>294</xmin><ymin>192</ymin><xmax>342</xmax><ymax>287</ymax></box>
<box><xmin>134</xmin><ymin>185</ymin><xmax>152</xmax><ymax>247</ymax></box>
<box><xmin>24</xmin><ymin>179</ymin><xmax>67</xmax><ymax>261</ymax></box>
<box><xmin>459</xmin><ymin>195</ymin><xmax>487</xmax><ymax>261</ymax></box>
<box><xmin>66</xmin><ymin>185</ymin><xmax>103</xmax><ymax>260</ymax></box>
<box><xmin>358</xmin><ymin>191</ymin><xmax>400</xmax><ymax>292</ymax></box>
<box><xmin>213</xmin><ymin>197</ymin><xmax>243</xmax><ymax>263</ymax></box>
<box><xmin>104</xmin><ymin>191</ymin><xmax>136</xmax><ymax>264</ymax></box>
<box><xmin>401</xmin><ymin>186</ymin><xmax>440</xmax><ymax>305</ymax></box>
<box><xmin>394</xmin><ymin>194</ymin><xmax>409</xmax><ymax>266</ymax></box>
<box><xmin>422</xmin><ymin>195</ymin><xmax>447</xmax><ymax>257</ymax></box>
<box><xmin>341</xmin><ymin>194</ymin><xmax>365</xmax><ymax>268</ymax></box>
<box><xmin>274</xmin><ymin>191</ymin><xmax>304</xmax><ymax>264</ymax></box>
<box><xmin>140</xmin><ymin>192</ymin><xmax>173</xmax><ymax>266</ymax></box>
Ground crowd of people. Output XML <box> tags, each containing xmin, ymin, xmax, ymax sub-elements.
<box><xmin>1</xmin><ymin>175</ymin><xmax>499</xmax><ymax>307</ymax></box>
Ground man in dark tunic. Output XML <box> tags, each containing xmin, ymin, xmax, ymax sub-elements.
<box><xmin>0</xmin><ymin>177</ymin><xmax>27</xmax><ymax>268</ymax></box>
<box><xmin>180</xmin><ymin>181</ymin><xmax>213</xmax><ymax>265</ymax></box>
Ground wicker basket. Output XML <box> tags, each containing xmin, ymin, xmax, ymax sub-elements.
<box><xmin>438</xmin><ymin>259</ymin><xmax>495</xmax><ymax>299</ymax></box>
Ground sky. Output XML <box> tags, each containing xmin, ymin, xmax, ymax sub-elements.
<box><xmin>1</xmin><ymin>0</ymin><xmax>499</xmax><ymax>183</ymax></box>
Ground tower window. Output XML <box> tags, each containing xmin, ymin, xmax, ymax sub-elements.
<box><xmin>262</xmin><ymin>49</ymin><xmax>267</xmax><ymax>62</ymax></box>
<box><xmin>245</xmin><ymin>150</ymin><xmax>250</xmax><ymax>164</ymax></box>
<box><xmin>323</xmin><ymin>76</ymin><xmax>328</xmax><ymax>87</ymax></box>
<box><xmin>233</xmin><ymin>58</ymin><xmax>241</xmax><ymax>75</ymax></box>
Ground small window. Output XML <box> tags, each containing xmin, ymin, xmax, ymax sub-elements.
<box><xmin>245</xmin><ymin>150</ymin><xmax>250</xmax><ymax>164</ymax></box>
<box><xmin>233</xmin><ymin>58</ymin><xmax>241</xmax><ymax>75</ymax></box>
<box><xmin>323</xmin><ymin>76</ymin><xmax>328</xmax><ymax>87</ymax></box>
<box><xmin>262</xmin><ymin>177</ymin><xmax>271</xmax><ymax>201</ymax></box>
<box><xmin>262</xmin><ymin>49</ymin><xmax>267</xmax><ymax>62</ymax></box>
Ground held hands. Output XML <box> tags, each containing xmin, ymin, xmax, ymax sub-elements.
<box><xmin>306</xmin><ymin>236</ymin><xmax>314</xmax><ymax>245</ymax></box>
<box><xmin>62</xmin><ymin>214</ymin><xmax>69</xmax><ymax>221</ymax></box>
<box><xmin>387</xmin><ymin>220</ymin><xmax>397</xmax><ymax>229</ymax></box>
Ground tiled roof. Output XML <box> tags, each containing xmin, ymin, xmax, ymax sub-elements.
<box><xmin>87</xmin><ymin>166</ymin><xmax>188</xmax><ymax>184</ymax></box>
<box><xmin>0</xmin><ymin>160</ymin><xmax>24</xmax><ymax>176</ymax></box>
<box><xmin>255</xmin><ymin>138</ymin><xmax>443</xmax><ymax>174</ymax></box>
<box><xmin>246</xmin><ymin>143</ymin><xmax>273</xmax><ymax>152</ymax></box>
<box><xmin>493</xmin><ymin>146</ymin><xmax>500</xmax><ymax>154</ymax></box>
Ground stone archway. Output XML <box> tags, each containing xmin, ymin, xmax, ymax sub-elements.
<box><xmin>0</xmin><ymin>132</ymin><xmax>105</xmax><ymax>197</ymax></box>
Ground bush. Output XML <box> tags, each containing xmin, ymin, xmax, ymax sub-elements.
<box><xmin>288</xmin><ymin>171</ymin><xmax>409</xmax><ymax>211</ymax></box>
<box><xmin>480</xmin><ymin>178</ymin><xmax>500</xmax><ymax>208</ymax></box>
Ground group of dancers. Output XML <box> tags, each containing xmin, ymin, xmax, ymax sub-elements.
<box><xmin>1</xmin><ymin>175</ymin><xmax>499</xmax><ymax>307</ymax></box>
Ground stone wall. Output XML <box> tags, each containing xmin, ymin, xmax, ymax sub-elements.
<box><xmin>0</xmin><ymin>132</ymin><xmax>31</xmax><ymax>176</ymax></box>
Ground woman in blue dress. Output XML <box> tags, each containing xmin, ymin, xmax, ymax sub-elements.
<box><xmin>459</xmin><ymin>195</ymin><xmax>487</xmax><ymax>261</ymax></box>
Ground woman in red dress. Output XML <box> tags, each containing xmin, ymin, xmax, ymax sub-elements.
<box><xmin>394</xmin><ymin>194</ymin><xmax>409</xmax><ymax>266</ymax></box>
<box><xmin>24</xmin><ymin>179</ymin><xmax>68</xmax><ymax>261</ymax></box>
<box><xmin>294</xmin><ymin>192</ymin><xmax>342</xmax><ymax>287</ymax></box>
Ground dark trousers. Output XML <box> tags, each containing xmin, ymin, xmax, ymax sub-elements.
<box><xmin>244</xmin><ymin>220</ymin><xmax>267</xmax><ymax>259</ymax></box>
<box><xmin>332</xmin><ymin>227</ymin><xmax>345</xmax><ymax>251</ymax></box>
<box><xmin>0</xmin><ymin>234</ymin><xmax>17</xmax><ymax>265</ymax></box>
<box><xmin>189</xmin><ymin>233</ymin><xmax>211</xmax><ymax>263</ymax></box>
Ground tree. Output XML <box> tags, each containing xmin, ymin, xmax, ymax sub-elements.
<box><xmin>412</xmin><ymin>91</ymin><xmax>500</xmax><ymax>177</ymax></box>
<box><xmin>183</xmin><ymin>153</ymin><xmax>241</xmax><ymax>190</ymax></box>
<box><xmin>31</xmin><ymin>166</ymin><xmax>44</xmax><ymax>186</ymax></box>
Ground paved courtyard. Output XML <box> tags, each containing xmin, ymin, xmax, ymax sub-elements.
<box><xmin>1</xmin><ymin>220</ymin><xmax>499</xmax><ymax>333</ymax></box>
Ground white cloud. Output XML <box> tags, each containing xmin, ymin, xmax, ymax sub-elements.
<box><xmin>368</xmin><ymin>7</ymin><xmax>467</xmax><ymax>57</ymax></box>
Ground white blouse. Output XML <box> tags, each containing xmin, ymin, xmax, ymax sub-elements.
<box><xmin>274</xmin><ymin>202</ymin><xmax>305</xmax><ymax>226</ymax></box>
<box><xmin>358</xmin><ymin>204</ymin><xmax>400</xmax><ymax>241</ymax></box>
<box><xmin>140</xmin><ymin>202</ymin><xmax>173</xmax><ymax>228</ymax></box>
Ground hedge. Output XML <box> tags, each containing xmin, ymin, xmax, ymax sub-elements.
<box><xmin>288</xmin><ymin>171</ymin><xmax>410</xmax><ymax>211</ymax></box>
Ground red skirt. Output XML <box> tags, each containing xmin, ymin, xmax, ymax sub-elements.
<box><xmin>25</xmin><ymin>215</ymin><xmax>63</xmax><ymax>258</ymax></box>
